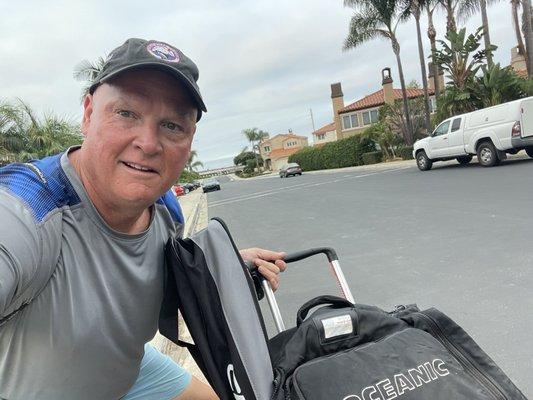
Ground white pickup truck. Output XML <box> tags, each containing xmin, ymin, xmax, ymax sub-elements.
<box><xmin>413</xmin><ymin>97</ymin><xmax>533</xmax><ymax>171</ymax></box>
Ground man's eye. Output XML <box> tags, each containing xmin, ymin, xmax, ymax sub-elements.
<box><xmin>117</xmin><ymin>110</ymin><xmax>134</xmax><ymax>118</ymax></box>
<box><xmin>163</xmin><ymin>122</ymin><xmax>182</xmax><ymax>132</ymax></box>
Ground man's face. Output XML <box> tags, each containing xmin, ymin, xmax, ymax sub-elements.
<box><xmin>80</xmin><ymin>69</ymin><xmax>198</xmax><ymax>209</ymax></box>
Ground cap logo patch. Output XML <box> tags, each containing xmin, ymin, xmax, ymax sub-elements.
<box><xmin>146</xmin><ymin>42</ymin><xmax>180</xmax><ymax>63</ymax></box>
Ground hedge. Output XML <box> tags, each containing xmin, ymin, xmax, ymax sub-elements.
<box><xmin>288</xmin><ymin>136</ymin><xmax>376</xmax><ymax>171</ymax></box>
<box><xmin>362</xmin><ymin>151</ymin><xmax>383</xmax><ymax>165</ymax></box>
<box><xmin>398</xmin><ymin>146</ymin><xmax>414</xmax><ymax>160</ymax></box>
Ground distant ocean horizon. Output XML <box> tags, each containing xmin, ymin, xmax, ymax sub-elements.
<box><xmin>200</xmin><ymin>155</ymin><xmax>236</xmax><ymax>171</ymax></box>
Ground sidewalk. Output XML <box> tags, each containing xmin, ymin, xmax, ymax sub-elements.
<box><xmin>230</xmin><ymin>158</ymin><xmax>417</xmax><ymax>181</ymax></box>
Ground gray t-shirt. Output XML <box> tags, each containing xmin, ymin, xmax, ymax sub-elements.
<box><xmin>0</xmin><ymin>150</ymin><xmax>183</xmax><ymax>400</ymax></box>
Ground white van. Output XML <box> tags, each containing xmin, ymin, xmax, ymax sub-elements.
<box><xmin>413</xmin><ymin>97</ymin><xmax>533</xmax><ymax>171</ymax></box>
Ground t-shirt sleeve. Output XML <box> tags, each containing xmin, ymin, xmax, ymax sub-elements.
<box><xmin>0</xmin><ymin>189</ymin><xmax>43</xmax><ymax>319</ymax></box>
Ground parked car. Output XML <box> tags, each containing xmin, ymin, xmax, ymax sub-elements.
<box><xmin>182</xmin><ymin>181</ymin><xmax>200</xmax><ymax>193</ymax></box>
<box><xmin>413</xmin><ymin>97</ymin><xmax>533</xmax><ymax>171</ymax></box>
<box><xmin>279</xmin><ymin>163</ymin><xmax>303</xmax><ymax>178</ymax></box>
<box><xmin>172</xmin><ymin>185</ymin><xmax>185</xmax><ymax>196</ymax></box>
<box><xmin>201</xmin><ymin>178</ymin><xmax>221</xmax><ymax>192</ymax></box>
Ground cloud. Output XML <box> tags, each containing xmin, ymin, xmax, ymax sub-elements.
<box><xmin>0</xmin><ymin>0</ymin><xmax>519</xmax><ymax>165</ymax></box>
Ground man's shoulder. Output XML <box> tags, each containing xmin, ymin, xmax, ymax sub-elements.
<box><xmin>0</xmin><ymin>153</ymin><xmax>81</xmax><ymax>223</ymax></box>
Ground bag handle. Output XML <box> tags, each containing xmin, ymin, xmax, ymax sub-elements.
<box><xmin>297</xmin><ymin>295</ymin><xmax>354</xmax><ymax>326</ymax></box>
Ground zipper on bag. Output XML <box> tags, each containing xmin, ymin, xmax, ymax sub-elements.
<box><xmin>416</xmin><ymin>312</ymin><xmax>508</xmax><ymax>400</ymax></box>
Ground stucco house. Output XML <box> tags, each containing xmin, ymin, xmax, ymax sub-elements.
<box><xmin>312</xmin><ymin>66</ymin><xmax>442</xmax><ymax>144</ymax></box>
<box><xmin>259</xmin><ymin>132</ymin><xmax>309</xmax><ymax>171</ymax></box>
<box><xmin>311</xmin><ymin>122</ymin><xmax>337</xmax><ymax>146</ymax></box>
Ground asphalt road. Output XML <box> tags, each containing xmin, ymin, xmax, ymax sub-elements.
<box><xmin>207</xmin><ymin>154</ymin><xmax>533</xmax><ymax>396</ymax></box>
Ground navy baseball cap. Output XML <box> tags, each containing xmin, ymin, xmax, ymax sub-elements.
<box><xmin>89</xmin><ymin>38</ymin><xmax>206</xmax><ymax>121</ymax></box>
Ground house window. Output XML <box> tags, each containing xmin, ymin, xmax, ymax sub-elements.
<box><xmin>342</xmin><ymin>113</ymin><xmax>359</xmax><ymax>130</ymax></box>
<box><xmin>286</xmin><ymin>141</ymin><xmax>297</xmax><ymax>147</ymax></box>
<box><xmin>317</xmin><ymin>133</ymin><xmax>325</xmax><ymax>140</ymax></box>
<box><xmin>430</xmin><ymin>97</ymin><xmax>437</xmax><ymax>113</ymax></box>
<box><xmin>363</xmin><ymin>109</ymin><xmax>379</xmax><ymax>125</ymax></box>
<box><xmin>264</xmin><ymin>146</ymin><xmax>271</xmax><ymax>152</ymax></box>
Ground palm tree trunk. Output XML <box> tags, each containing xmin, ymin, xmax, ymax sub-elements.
<box><xmin>480</xmin><ymin>0</ymin><xmax>493</xmax><ymax>67</ymax></box>
<box><xmin>512</xmin><ymin>0</ymin><xmax>527</xmax><ymax>59</ymax></box>
<box><xmin>427</xmin><ymin>7</ymin><xmax>441</xmax><ymax>99</ymax></box>
<box><xmin>522</xmin><ymin>0</ymin><xmax>533</xmax><ymax>76</ymax></box>
<box><xmin>252</xmin><ymin>140</ymin><xmax>260</xmax><ymax>171</ymax></box>
<box><xmin>445</xmin><ymin>0</ymin><xmax>457</xmax><ymax>35</ymax></box>
<box><xmin>391</xmin><ymin>38</ymin><xmax>413</xmax><ymax>145</ymax></box>
<box><xmin>415</xmin><ymin>10</ymin><xmax>432</xmax><ymax>134</ymax></box>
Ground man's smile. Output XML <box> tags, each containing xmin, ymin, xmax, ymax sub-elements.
<box><xmin>121</xmin><ymin>161</ymin><xmax>159</xmax><ymax>174</ymax></box>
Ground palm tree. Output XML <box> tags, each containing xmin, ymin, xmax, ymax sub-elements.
<box><xmin>511</xmin><ymin>0</ymin><xmax>527</xmax><ymax>64</ymax></box>
<box><xmin>457</xmin><ymin>0</ymin><xmax>497</xmax><ymax>67</ymax></box>
<box><xmin>434</xmin><ymin>27</ymin><xmax>487</xmax><ymax>90</ymax></box>
<box><xmin>427</xmin><ymin>0</ymin><xmax>442</xmax><ymax>99</ymax></box>
<box><xmin>438</xmin><ymin>0</ymin><xmax>460</xmax><ymax>34</ymax></box>
<box><xmin>344</xmin><ymin>0</ymin><xmax>414</xmax><ymax>144</ymax></box>
<box><xmin>405</xmin><ymin>0</ymin><xmax>432</xmax><ymax>134</ymax></box>
<box><xmin>522</xmin><ymin>0</ymin><xmax>533</xmax><ymax>76</ymax></box>
<box><xmin>186</xmin><ymin>150</ymin><xmax>204</xmax><ymax>172</ymax></box>
<box><xmin>242</xmin><ymin>128</ymin><xmax>269</xmax><ymax>171</ymax></box>
<box><xmin>73</xmin><ymin>57</ymin><xmax>107</xmax><ymax>100</ymax></box>
<box><xmin>0</xmin><ymin>102</ymin><xmax>26</xmax><ymax>165</ymax></box>
<box><xmin>0</xmin><ymin>100</ymin><xmax>82</xmax><ymax>163</ymax></box>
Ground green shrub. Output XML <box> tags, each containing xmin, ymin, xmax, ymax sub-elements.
<box><xmin>179</xmin><ymin>170</ymin><xmax>201</xmax><ymax>183</ymax></box>
<box><xmin>398</xmin><ymin>146</ymin><xmax>414</xmax><ymax>160</ymax></box>
<box><xmin>288</xmin><ymin>135</ymin><xmax>376</xmax><ymax>171</ymax></box>
<box><xmin>362</xmin><ymin>151</ymin><xmax>383</xmax><ymax>165</ymax></box>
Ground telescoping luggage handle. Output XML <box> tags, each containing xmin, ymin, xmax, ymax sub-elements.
<box><xmin>250</xmin><ymin>247</ymin><xmax>355</xmax><ymax>333</ymax></box>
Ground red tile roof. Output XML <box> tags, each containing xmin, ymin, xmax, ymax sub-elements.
<box><xmin>266</xmin><ymin>148</ymin><xmax>301</xmax><ymax>160</ymax></box>
<box><xmin>339</xmin><ymin>88</ymin><xmax>435</xmax><ymax>114</ymax></box>
<box><xmin>312</xmin><ymin>122</ymin><xmax>335</xmax><ymax>135</ymax></box>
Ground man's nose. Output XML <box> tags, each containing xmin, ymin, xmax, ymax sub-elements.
<box><xmin>132</xmin><ymin>123</ymin><xmax>163</xmax><ymax>155</ymax></box>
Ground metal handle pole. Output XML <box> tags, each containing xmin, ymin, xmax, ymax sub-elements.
<box><xmin>330</xmin><ymin>260</ymin><xmax>355</xmax><ymax>304</ymax></box>
<box><xmin>261</xmin><ymin>279</ymin><xmax>286</xmax><ymax>333</ymax></box>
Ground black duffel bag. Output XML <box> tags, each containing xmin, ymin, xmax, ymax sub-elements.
<box><xmin>269</xmin><ymin>295</ymin><xmax>526</xmax><ymax>400</ymax></box>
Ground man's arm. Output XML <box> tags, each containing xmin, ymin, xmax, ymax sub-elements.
<box><xmin>0</xmin><ymin>190</ymin><xmax>42</xmax><ymax>319</ymax></box>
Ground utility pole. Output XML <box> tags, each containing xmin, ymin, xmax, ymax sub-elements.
<box><xmin>309</xmin><ymin>108</ymin><xmax>316</xmax><ymax>132</ymax></box>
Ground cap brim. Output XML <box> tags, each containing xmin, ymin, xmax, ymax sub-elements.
<box><xmin>92</xmin><ymin>62</ymin><xmax>207</xmax><ymax>121</ymax></box>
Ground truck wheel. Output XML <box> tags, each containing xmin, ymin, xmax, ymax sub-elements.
<box><xmin>416</xmin><ymin>151</ymin><xmax>433</xmax><ymax>171</ymax></box>
<box><xmin>456</xmin><ymin>155</ymin><xmax>473</xmax><ymax>165</ymax></box>
<box><xmin>526</xmin><ymin>147</ymin><xmax>533</xmax><ymax>158</ymax></box>
<box><xmin>477</xmin><ymin>142</ymin><xmax>499</xmax><ymax>167</ymax></box>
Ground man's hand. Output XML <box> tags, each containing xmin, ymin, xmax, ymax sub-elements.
<box><xmin>239</xmin><ymin>248</ymin><xmax>287</xmax><ymax>291</ymax></box>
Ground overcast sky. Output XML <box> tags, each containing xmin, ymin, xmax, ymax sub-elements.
<box><xmin>0</xmin><ymin>0</ymin><xmax>517</xmax><ymax>169</ymax></box>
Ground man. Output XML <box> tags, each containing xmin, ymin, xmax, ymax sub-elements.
<box><xmin>0</xmin><ymin>38</ymin><xmax>286</xmax><ymax>400</ymax></box>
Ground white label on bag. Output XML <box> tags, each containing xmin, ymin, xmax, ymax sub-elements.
<box><xmin>321</xmin><ymin>314</ymin><xmax>353</xmax><ymax>339</ymax></box>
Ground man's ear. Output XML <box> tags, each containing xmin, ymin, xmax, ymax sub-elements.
<box><xmin>81</xmin><ymin>94</ymin><xmax>94</xmax><ymax>137</ymax></box>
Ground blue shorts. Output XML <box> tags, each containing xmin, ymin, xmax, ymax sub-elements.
<box><xmin>123</xmin><ymin>343</ymin><xmax>192</xmax><ymax>400</ymax></box>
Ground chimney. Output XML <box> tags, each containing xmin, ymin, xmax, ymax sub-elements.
<box><xmin>427</xmin><ymin>62</ymin><xmax>445</xmax><ymax>93</ymax></box>
<box><xmin>382</xmin><ymin>68</ymin><xmax>394</xmax><ymax>105</ymax></box>
<box><xmin>427</xmin><ymin>62</ymin><xmax>436</xmax><ymax>91</ymax></box>
<box><xmin>331</xmin><ymin>82</ymin><xmax>344</xmax><ymax>139</ymax></box>
<box><xmin>511</xmin><ymin>46</ymin><xmax>527</xmax><ymax>72</ymax></box>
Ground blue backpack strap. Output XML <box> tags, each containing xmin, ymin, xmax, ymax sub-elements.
<box><xmin>157</xmin><ymin>190</ymin><xmax>184</xmax><ymax>224</ymax></box>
